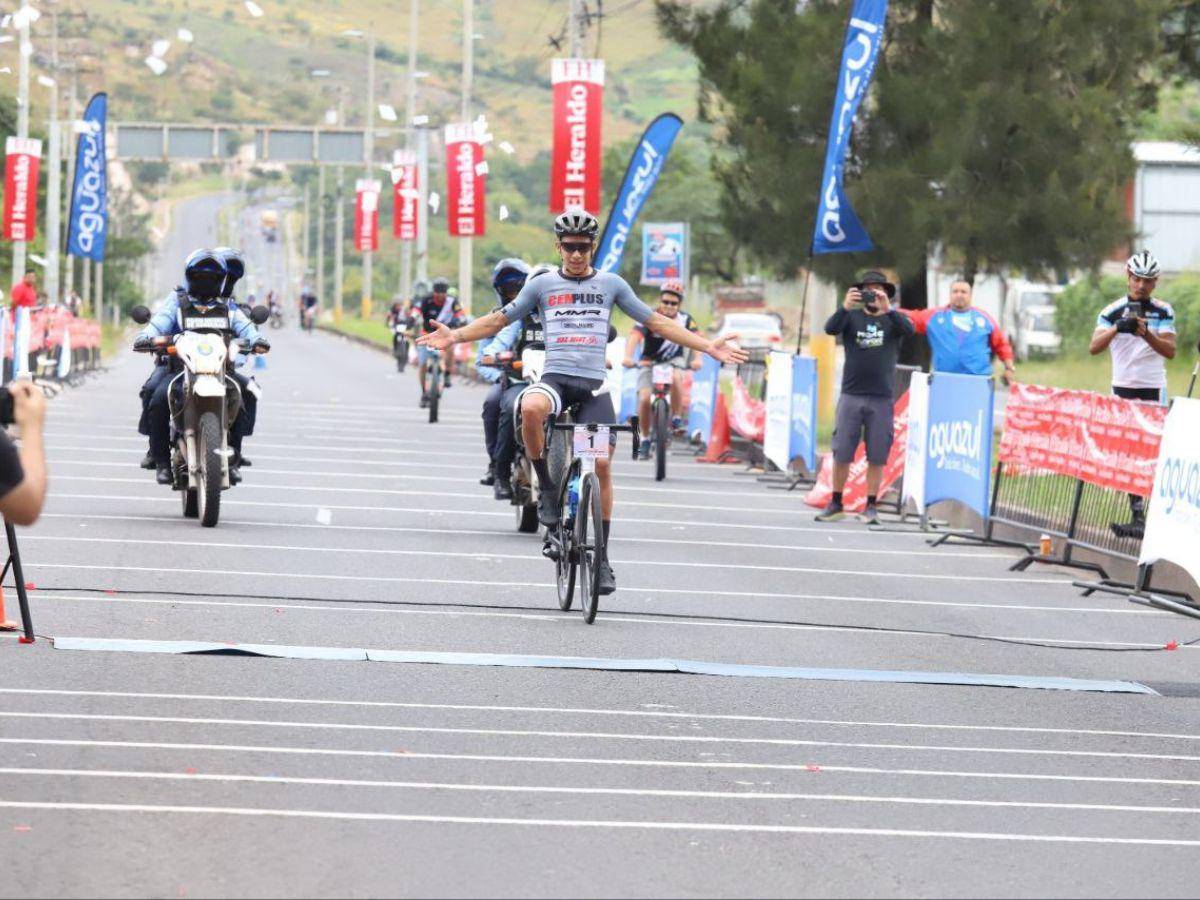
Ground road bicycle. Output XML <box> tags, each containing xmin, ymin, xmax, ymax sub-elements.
<box><xmin>424</xmin><ymin>349</ymin><xmax>442</xmax><ymax>423</ymax></box>
<box><xmin>546</xmin><ymin>415</ymin><xmax>639</xmax><ymax>624</ymax></box>
<box><xmin>648</xmin><ymin>362</ymin><xmax>675</xmax><ymax>482</ymax></box>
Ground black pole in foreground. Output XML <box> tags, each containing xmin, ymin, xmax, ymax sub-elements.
<box><xmin>3</xmin><ymin>520</ymin><xmax>34</xmax><ymax>643</ymax></box>
<box><xmin>795</xmin><ymin>253</ymin><xmax>815</xmax><ymax>355</ymax></box>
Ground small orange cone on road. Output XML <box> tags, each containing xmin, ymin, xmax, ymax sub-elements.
<box><xmin>0</xmin><ymin>585</ymin><xmax>17</xmax><ymax>632</ymax></box>
<box><xmin>698</xmin><ymin>392</ymin><xmax>735</xmax><ymax>464</ymax></box>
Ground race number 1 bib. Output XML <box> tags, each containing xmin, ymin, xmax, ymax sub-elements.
<box><xmin>573</xmin><ymin>425</ymin><xmax>610</xmax><ymax>460</ymax></box>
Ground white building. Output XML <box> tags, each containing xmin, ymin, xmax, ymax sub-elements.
<box><xmin>1131</xmin><ymin>141</ymin><xmax>1200</xmax><ymax>273</ymax></box>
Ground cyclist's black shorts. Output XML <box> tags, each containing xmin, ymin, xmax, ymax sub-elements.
<box><xmin>528</xmin><ymin>373</ymin><xmax>616</xmax><ymax>425</ymax></box>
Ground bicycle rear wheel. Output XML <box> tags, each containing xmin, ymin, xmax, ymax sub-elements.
<box><xmin>577</xmin><ymin>472</ymin><xmax>603</xmax><ymax>624</ymax></box>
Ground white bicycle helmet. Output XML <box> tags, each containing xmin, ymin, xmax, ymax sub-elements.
<box><xmin>1127</xmin><ymin>250</ymin><xmax>1161</xmax><ymax>279</ymax></box>
<box><xmin>553</xmin><ymin>208</ymin><xmax>600</xmax><ymax>239</ymax></box>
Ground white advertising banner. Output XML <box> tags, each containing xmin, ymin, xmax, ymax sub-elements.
<box><xmin>902</xmin><ymin>371</ymin><xmax>930</xmax><ymax>515</ymax></box>
<box><xmin>1139</xmin><ymin>398</ymin><xmax>1200</xmax><ymax>591</ymax></box>
<box><xmin>763</xmin><ymin>350</ymin><xmax>793</xmax><ymax>472</ymax></box>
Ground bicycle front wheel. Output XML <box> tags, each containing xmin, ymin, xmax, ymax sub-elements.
<box><xmin>577</xmin><ymin>472</ymin><xmax>604</xmax><ymax>624</ymax></box>
<box><xmin>654</xmin><ymin>397</ymin><xmax>670</xmax><ymax>481</ymax></box>
<box><xmin>428</xmin><ymin>359</ymin><xmax>441</xmax><ymax>423</ymax></box>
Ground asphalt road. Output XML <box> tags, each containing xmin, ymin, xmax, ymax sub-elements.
<box><xmin>5</xmin><ymin>198</ymin><xmax>1200</xmax><ymax>898</ymax></box>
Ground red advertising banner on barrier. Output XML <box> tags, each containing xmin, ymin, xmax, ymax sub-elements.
<box><xmin>729</xmin><ymin>376</ymin><xmax>765</xmax><ymax>443</ymax></box>
<box><xmin>550</xmin><ymin>58</ymin><xmax>604</xmax><ymax>215</ymax></box>
<box><xmin>3</xmin><ymin>137</ymin><xmax>42</xmax><ymax>242</ymax></box>
<box><xmin>445</xmin><ymin>123</ymin><xmax>486</xmax><ymax>237</ymax></box>
<box><xmin>805</xmin><ymin>391</ymin><xmax>911</xmax><ymax>512</ymax></box>
<box><xmin>998</xmin><ymin>383</ymin><xmax>1166</xmax><ymax>497</ymax></box>
<box><xmin>391</xmin><ymin>150</ymin><xmax>419</xmax><ymax>242</ymax></box>
<box><xmin>354</xmin><ymin>179</ymin><xmax>381</xmax><ymax>252</ymax></box>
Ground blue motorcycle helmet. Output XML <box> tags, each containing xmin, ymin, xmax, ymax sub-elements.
<box><xmin>184</xmin><ymin>248</ymin><xmax>228</xmax><ymax>302</ymax></box>
<box><xmin>491</xmin><ymin>258</ymin><xmax>530</xmax><ymax>306</ymax></box>
<box><xmin>214</xmin><ymin>247</ymin><xmax>245</xmax><ymax>299</ymax></box>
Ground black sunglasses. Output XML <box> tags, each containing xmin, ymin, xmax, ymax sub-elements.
<box><xmin>559</xmin><ymin>241</ymin><xmax>594</xmax><ymax>255</ymax></box>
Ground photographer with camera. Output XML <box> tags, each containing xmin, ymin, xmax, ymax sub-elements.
<box><xmin>1090</xmin><ymin>250</ymin><xmax>1175</xmax><ymax>529</ymax></box>
<box><xmin>816</xmin><ymin>270</ymin><xmax>915</xmax><ymax>525</ymax></box>
<box><xmin>0</xmin><ymin>382</ymin><xmax>47</xmax><ymax>526</ymax></box>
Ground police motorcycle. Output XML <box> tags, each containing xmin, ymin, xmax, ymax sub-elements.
<box><xmin>131</xmin><ymin>293</ymin><xmax>270</xmax><ymax>528</ymax></box>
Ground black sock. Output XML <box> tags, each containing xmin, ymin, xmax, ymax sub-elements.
<box><xmin>832</xmin><ymin>491</ymin><xmax>843</xmax><ymax>505</ymax></box>
<box><xmin>867</xmin><ymin>494</ymin><xmax>877</xmax><ymax>506</ymax></box>
<box><xmin>532</xmin><ymin>457</ymin><xmax>553</xmax><ymax>489</ymax></box>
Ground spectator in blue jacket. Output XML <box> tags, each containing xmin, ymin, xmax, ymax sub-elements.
<box><xmin>902</xmin><ymin>281</ymin><xmax>1017</xmax><ymax>380</ymax></box>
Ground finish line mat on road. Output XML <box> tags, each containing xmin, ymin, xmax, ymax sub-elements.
<box><xmin>48</xmin><ymin>637</ymin><xmax>1156</xmax><ymax>695</ymax></box>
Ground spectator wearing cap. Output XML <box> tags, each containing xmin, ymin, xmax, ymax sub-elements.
<box><xmin>816</xmin><ymin>270</ymin><xmax>914</xmax><ymax>525</ymax></box>
<box><xmin>902</xmin><ymin>280</ymin><xmax>1017</xmax><ymax>379</ymax></box>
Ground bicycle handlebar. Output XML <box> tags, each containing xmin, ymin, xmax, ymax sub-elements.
<box><xmin>550</xmin><ymin>416</ymin><xmax>641</xmax><ymax>460</ymax></box>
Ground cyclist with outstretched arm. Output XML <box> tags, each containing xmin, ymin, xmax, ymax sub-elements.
<box><xmin>418</xmin><ymin>209</ymin><xmax>748</xmax><ymax>595</ymax></box>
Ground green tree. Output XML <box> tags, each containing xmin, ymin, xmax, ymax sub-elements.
<box><xmin>656</xmin><ymin>0</ymin><xmax>1165</xmax><ymax>299</ymax></box>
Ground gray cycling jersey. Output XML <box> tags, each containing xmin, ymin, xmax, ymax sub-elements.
<box><xmin>501</xmin><ymin>268</ymin><xmax>654</xmax><ymax>379</ymax></box>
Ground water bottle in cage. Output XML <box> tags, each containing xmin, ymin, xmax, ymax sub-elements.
<box><xmin>567</xmin><ymin>475</ymin><xmax>581</xmax><ymax>522</ymax></box>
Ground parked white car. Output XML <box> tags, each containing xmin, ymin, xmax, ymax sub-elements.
<box><xmin>1016</xmin><ymin>304</ymin><xmax>1061</xmax><ymax>359</ymax></box>
<box><xmin>715</xmin><ymin>312</ymin><xmax>783</xmax><ymax>350</ymax></box>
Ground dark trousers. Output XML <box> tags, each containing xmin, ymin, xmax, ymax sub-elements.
<box><xmin>138</xmin><ymin>364</ymin><xmax>172</xmax><ymax>437</ymax></box>
<box><xmin>482</xmin><ymin>380</ymin><xmax>504</xmax><ymax>460</ymax></box>
<box><xmin>493</xmin><ymin>382</ymin><xmax>525</xmax><ymax>479</ymax></box>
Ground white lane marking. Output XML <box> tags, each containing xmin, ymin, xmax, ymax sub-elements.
<box><xmin>43</xmin><ymin>445</ymin><xmax>752</xmax><ymax>486</ymax></box>
<box><xmin>47</xmin><ymin>475</ymin><xmax>804</xmax><ymax>516</ymax></box>
<box><xmin>5</xmin><ymin>800</ymin><xmax>1200</xmax><ymax>846</ymax></box>
<box><xmin>35</xmin><ymin>513</ymin><xmax>1016</xmax><ymax>559</ymax></box>
<box><xmin>25</xmin><ymin>554</ymin><xmax>1064</xmax><ymax>586</ymax></box>
<box><xmin>41</xmin><ymin>500</ymin><xmax>956</xmax><ymax>538</ymax></box>
<box><xmin>7</xmin><ymin>767</ymin><xmax>1200</xmax><ymax>816</ymax></box>
<box><xmin>47</xmin><ymin>433</ymin><xmax>491</xmax><ymax>460</ymax></box>
<box><xmin>2</xmin><ymin>688</ymin><xmax>1188</xmax><ymax>742</ymax></box>
<box><xmin>23</xmin><ymin>535</ymin><xmax>1032</xmax><ymax>581</ymax></box>
<box><xmin>44</xmin><ymin>459</ymin><xmax>815</xmax><ymax>502</ymax></box>
<box><xmin>45</xmin><ymin>445</ymin><xmax>745</xmax><ymax>486</ymax></box>
<box><xmin>27</xmin><ymin>593</ymin><xmax>1173</xmax><ymax>641</ymax></box>
<box><xmin>8</xmin><ymin>737</ymin><xmax>1200</xmax><ymax>789</ymax></box>
<box><xmin>2</xmin><ymin>712</ymin><xmax>1193</xmax><ymax>762</ymax></box>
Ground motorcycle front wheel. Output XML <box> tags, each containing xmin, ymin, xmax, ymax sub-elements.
<box><xmin>197</xmin><ymin>411</ymin><xmax>222</xmax><ymax>528</ymax></box>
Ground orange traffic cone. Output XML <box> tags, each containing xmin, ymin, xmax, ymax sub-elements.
<box><xmin>0</xmin><ymin>585</ymin><xmax>16</xmax><ymax>632</ymax></box>
<box><xmin>698</xmin><ymin>392</ymin><xmax>734</xmax><ymax>464</ymax></box>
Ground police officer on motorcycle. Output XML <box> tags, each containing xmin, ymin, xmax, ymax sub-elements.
<box><xmin>134</xmin><ymin>249</ymin><xmax>269</xmax><ymax>486</ymax></box>
<box><xmin>477</xmin><ymin>263</ymin><xmax>552</xmax><ymax>501</ymax></box>
<box><xmin>477</xmin><ymin>259</ymin><xmax>530</xmax><ymax>491</ymax></box>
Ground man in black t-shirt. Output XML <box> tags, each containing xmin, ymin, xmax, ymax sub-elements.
<box><xmin>0</xmin><ymin>382</ymin><xmax>48</xmax><ymax>526</ymax></box>
<box><xmin>817</xmin><ymin>270</ymin><xmax>914</xmax><ymax>525</ymax></box>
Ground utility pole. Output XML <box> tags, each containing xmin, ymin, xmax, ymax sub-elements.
<box><xmin>361</xmin><ymin>25</ymin><xmax>376</xmax><ymax>320</ymax></box>
<box><xmin>333</xmin><ymin>88</ymin><xmax>346</xmax><ymax>323</ymax></box>
<box><xmin>12</xmin><ymin>10</ymin><xmax>32</xmax><ymax>280</ymax></box>
<box><xmin>316</xmin><ymin>166</ymin><xmax>326</xmax><ymax>310</ymax></box>
<box><xmin>416</xmin><ymin>126</ymin><xmax>429</xmax><ymax>285</ymax></box>
<box><xmin>302</xmin><ymin>184</ymin><xmax>311</xmax><ymax>288</ymax></box>
<box><xmin>569</xmin><ymin>0</ymin><xmax>586</xmax><ymax>56</ymax></box>
<box><xmin>400</xmin><ymin>0</ymin><xmax>418</xmax><ymax>301</ymax></box>
<box><xmin>44</xmin><ymin>5</ymin><xmax>61</xmax><ymax>306</ymax></box>
<box><xmin>458</xmin><ymin>0</ymin><xmax>474</xmax><ymax>313</ymax></box>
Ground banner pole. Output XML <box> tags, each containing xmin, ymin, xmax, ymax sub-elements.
<box><xmin>795</xmin><ymin>250</ymin><xmax>814</xmax><ymax>355</ymax></box>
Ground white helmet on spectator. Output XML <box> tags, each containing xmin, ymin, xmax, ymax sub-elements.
<box><xmin>1126</xmin><ymin>250</ymin><xmax>1161</xmax><ymax>279</ymax></box>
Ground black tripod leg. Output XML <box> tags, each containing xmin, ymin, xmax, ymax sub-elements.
<box><xmin>5</xmin><ymin>521</ymin><xmax>34</xmax><ymax>643</ymax></box>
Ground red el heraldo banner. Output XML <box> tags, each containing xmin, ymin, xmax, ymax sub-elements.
<box><xmin>4</xmin><ymin>137</ymin><xmax>42</xmax><ymax>242</ymax></box>
<box><xmin>445</xmin><ymin>123</ymin><xmax>485</xmax><ymax>237</ymax></box>
<box><xmin>999</xmin><ymin>383</ymin><xmax>1166</xmax><ymax>497</ymax></box>
<box><xmin>550</xmin><ymin>58</ymin><xmax>604</xmax><ymax>215</ymax></box>
<box><xmin>354</xmin><ymin>178</ymin><xmax>381</xmax><ymax>252</ymax></box>
<box><xmin>391</xmin><ymin>150</ymin><xmax>418</xmax><ymax>242</ymax></box>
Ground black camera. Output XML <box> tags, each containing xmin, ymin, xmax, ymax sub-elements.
<box><xmin>860</xmin><ymin>288</ymin><xmax>880</xmax><ymax>313</ymax></box>
<box><xmin>0</xmin><ymin>387</ymin><xmax>12</xmax><ymax>427</ymax></box>
<box><xmin>1115</xmin><ymin>315</ymin><xmax>1141</xmax><ymax>335</ymax></box>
